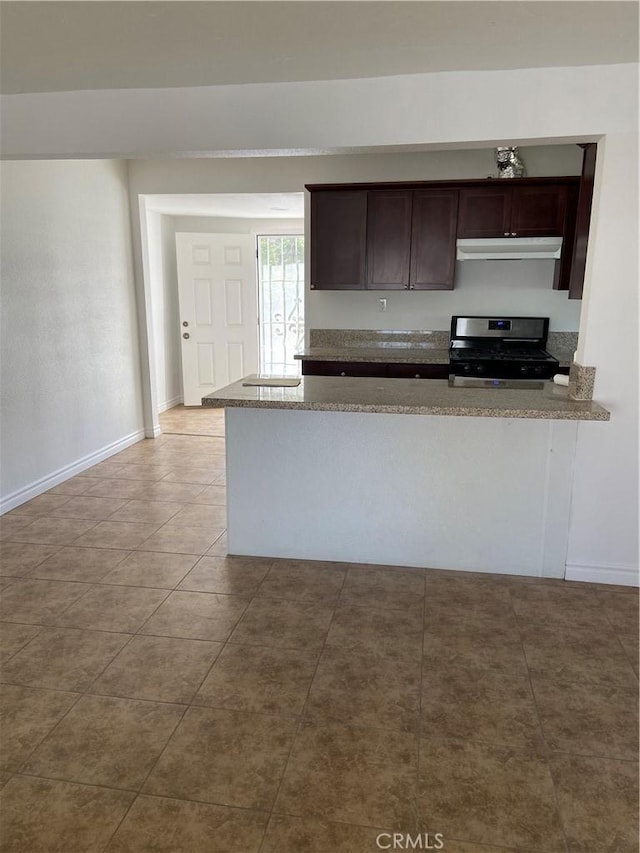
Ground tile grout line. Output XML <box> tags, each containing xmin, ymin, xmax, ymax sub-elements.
<box><xmin>95</xmin><ymin>702</ymin><xmax>191</xmax><ymax>853</ymax></box>
<box><xmin>508</xmin><ymin>585</ymin><xmax>571</xmax><ymax>853</ymax></box>
<box><xmin>410</xmin><ymin>572</ymin><xmax>427</xmax><ymax>836</ymax></box>
<box><xmin>87</xmin><ymin>498</ymin><xmax>242</xmax><ymax>851</ymax></box>
<box><xmin>255</xmin><ymin>563</ymin><xmax>351</xmax><ymax>853</ymax></box>
<box><xmin>12</xmin><ymin>685</ymin><xmax>86</xmax><ymax>779</ymax></box>
<box><xmin>179</xmin><ymin>559</ymin><xmax>279</xmax><ymax>708</ymax></box>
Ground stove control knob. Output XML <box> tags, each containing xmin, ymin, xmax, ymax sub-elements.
<box><xmin>520</xmin><ymin>366</ymin><xmax>530</xmax><ymax>375</ymax></box>
<box><xmin>475</xmin><ymin>365</ymin><xmax>483</xmax><ymax>374</ymax></box>
<box><xmin>463</xmin><ymin>364</ymin><xmax>472</xmax><ymax>373</ymax></box>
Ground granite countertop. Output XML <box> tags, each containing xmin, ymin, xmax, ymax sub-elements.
<box><xmin>202</xmin><ymin>376</ymin><xmax>610</xmax><ymax>421</ymax></box>
<box><xmin>296</xmin><ymin>343</ymin><xmax>574</xmax><ymax>368</ymax></box>
<box><xmin>294</xmin><ymin>345</ymin><xmax>451</xmax><ymax>364</ymax></box>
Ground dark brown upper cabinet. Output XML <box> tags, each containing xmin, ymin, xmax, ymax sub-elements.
<box><xmin>310</xmin><ymin>190</ymin><xmax>367</xmax><ymax>290</ymax></box>
<box><xmin>458</xmin><ymin>183</ymin><xmax>568</xmax><ymax>238</ymax></box>
<box><xmin>366</xmin><ymin>191</ymin><xmax>413</xmax><ymax>289</ymax></box>
<box><xmin>365</xmin><ymin>189</ymin><xmax>459</xmax><ymax>290</ymax></box>
<box><xmin>308</xmin><ymin>178</ymin><xmax>581</xmax><ymax>294</ymax></box>
<box><xmin>457</xmin><ymin>188</ymin><xmax>512</xmax><ymax>238</ymax></box>
<box><xmin>410</xmin><ymin>190</ymin><xmax>458</xmax><ymax>290</ymax></box>
<box><xmin>511</xmin><ymin>185</ymin><xmax>568</xmax><ymax>236</ymax></box>
<box><xmin>568</xmin><ymin>144</ymin><xmax>597</xmax><ymax>300</ymax></box>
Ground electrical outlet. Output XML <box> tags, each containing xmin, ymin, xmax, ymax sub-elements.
<box><xmin>379</xmin><ymin>298</ymin><xmax>387</xmax><ymax>313</ymax></box>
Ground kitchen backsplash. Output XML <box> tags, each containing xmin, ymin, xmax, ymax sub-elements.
<box><xmin>310</xmin><ymin>328</ymin><xmax>577</xmax><ymax>351</ymax></box>
<box><xmin>310</xmin><ymin>329</ymin><xmax>450</xmax><ymax>347</ymax></box>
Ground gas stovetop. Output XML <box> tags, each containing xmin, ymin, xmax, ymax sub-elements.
<box><xmin>450</xmin><ymin>346</ymin><xmax>557</xmax><ymax>362</ymax></box>
<box><xmin>449</xmin><ymin>315</ymin><xmax>559</xmax><ymax>380</ymax></box>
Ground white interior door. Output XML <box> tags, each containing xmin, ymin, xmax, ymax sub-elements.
<box><xmin>175</xmin><ymin>233</ymin><xmax>258</xmax><ymax>405</ymax></box>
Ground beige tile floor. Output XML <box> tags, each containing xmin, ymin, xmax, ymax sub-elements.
<box><xmin>0</xmin><ymin>405</ymin><xmax>638</xmax><ymax>852</ymax></box>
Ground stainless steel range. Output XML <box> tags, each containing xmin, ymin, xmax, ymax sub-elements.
<box><xmin>448</xmin><ymin>316</ymin><xmax>559</xmax><ymax>388</ymax></box>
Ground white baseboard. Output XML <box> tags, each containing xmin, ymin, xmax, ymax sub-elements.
<box><xmin>157</xmin><ymin>395</ymin><xmax>183</xmax><ymax>414</ymax></box>
<box><xmin>565</xmin><ymin>561</ymin><xmax>639</xmax><ymax>587</ymax></box>
<box><xmin>0</xmin><ymin>428</ymin><xmax>146</xmax><ymax>515</ymax></box>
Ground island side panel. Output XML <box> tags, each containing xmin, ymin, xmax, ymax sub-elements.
<box><xmin>224</xmin><ymin>407</ymin><xmax>577</xmax><ymax>577</ymax></box>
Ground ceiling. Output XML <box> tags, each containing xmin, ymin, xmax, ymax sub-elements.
<box><xmin>1</xmin><ymin>1</ymin><xmax>637</xmax><ymax>95</ymax></box>
<box><xmin>146</xmin><ymin>192</ymin><xmax>304</xmax><ymax>219</ymax></box>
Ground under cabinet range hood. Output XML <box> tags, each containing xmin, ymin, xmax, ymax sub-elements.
<box><xmin>456</xmin><ymin>236</ymin><xmax>563</xmax><ymax>261</ymax></box>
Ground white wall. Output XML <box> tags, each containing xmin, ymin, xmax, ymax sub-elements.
<box><xmin>2</xmin><ymin>64</ymin><xmax>633</xmax><ymax>157</ymax></box>
<box><xmin>227</xmin><ymin>408</ymin><xmax>577</xmax><ymax>577</ymax></box>
<box><xmin>308</xmin><ymin>261</ymin><xmax>582</xmax><ymax>332</ymax></box>
<box><xmin>0</xmin><ymin>160</ymin><xmax>144</xmax><ymax>509</ymax></box>
<box><xmin>564</xmin><ymin>131</ymin><xmax>639</xmax><ymax>584</ymax></box>
<box><xmin>145</xmin><ymin>210</ymin><xmax>183</xmax><ymax>411</ymax></box>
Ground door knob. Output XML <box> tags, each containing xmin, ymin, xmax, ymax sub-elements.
<box><xmin>182</xmin><ymin>332</ymin><xmax>190</xmax><ymax>339</ymax></box>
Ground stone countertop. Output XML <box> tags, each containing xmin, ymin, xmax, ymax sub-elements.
<box><xmin>202</xmin><ymin>376</ymin><xmax>610</xmax><ymax>421</ymax></box>
<box><xmin>295</xmin><ymin>344</ymin><xmax>573</xmax><ymax>367</ymax></box>
<box><xmin>294</xmin><ymin>345</ymin><xmax>451</xmax><ymax>364</ymax></box>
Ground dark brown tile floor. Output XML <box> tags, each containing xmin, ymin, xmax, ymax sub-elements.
<box><xmin>0</xmin><ymin>405</ymin><xmax>638</xmax><ymax>852</ymax></box>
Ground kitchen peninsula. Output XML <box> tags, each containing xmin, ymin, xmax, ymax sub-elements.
<box><xmin>203</xmin><ymin>377</ymin><xmax>609</xmax><ymax>579</ymax></box>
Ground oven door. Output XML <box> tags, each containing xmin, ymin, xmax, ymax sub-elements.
<box><xmin>449</xmin><ymin>356</ymin><xmax>557</xmax><ymax>382</ymax></box>
<box><xmin>448</xmin><ymin>374</ymin><xmax>546</xmax><ymax>389</ymax></box>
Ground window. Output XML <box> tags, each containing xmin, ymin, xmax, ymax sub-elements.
<box><xmin>257</xmin><ymin>235</ymin><xmax>304</xmax><ymax>376</ymax></box>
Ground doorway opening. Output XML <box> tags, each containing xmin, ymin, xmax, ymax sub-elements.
<box><xmin>257</xmin><ymin>234</ymin><xmax>305</xmax><ymax>377</ymax></box>
<box><xmin>138</xmin><ymin>192</ymin><xmax>304</xmax><ymax>434</ymax></box>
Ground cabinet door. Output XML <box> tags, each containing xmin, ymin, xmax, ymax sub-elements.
<box><xmin>301</xmin><ymin>360</ymin><xmax>385</xmax><ymax>377</ymax></box>
<box><xmin>510</xmin><ymin>185</ymin><xmax>568</xmax><ymax>236</ymax></box>
<box><xmin>310</xmin><ymin>190</ymin><xmax>367</xmax><ymax>290</ymax></box>
<box><xmin>410</xmin><ymin>190</ymin><xmax>459</xmax><ymax>290</ymax></box>
<box><xmin>366</xmin><ymin>191</ymin><xmax>413</xmax><ymax>289</ymax></box>
<box><xmin>386</xmin><ymin>363</ymin><xmax>449</xmax><ymax>379</ymax></box>
<box><xmin>457</xmin><ymin>187</ymin><xmax>512</xmax><ymax>238</ymax></box>
<box><xmin>568</xmin><ymin>144</ymin><xmax>597</xmax><ymax>299</ymax></box>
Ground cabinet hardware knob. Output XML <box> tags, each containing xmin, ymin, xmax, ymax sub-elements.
<box><xmin>415</xmin><ymin>374</ymin><xmax>421</xmax><ymax>378</ymax></box>
<box><xmin>511</xmin><ymin>232</ymin><xmax>517</xmax><ymax>237</ymax></box>
<box><xmin>182</xmin><ymin>320</ymin><xmax>189</xmax><ymax>327</ymax></box>
<box><xmin>504</xmin><ymin>232</ymin><xmax>510</xmax><ymax>236</ymax></box>
<box><xmin>310</xmin><ymin>285</ymin><xmax>315</xmax><ymax>289</ymax></box>
<box><xmin>340</xmin><ymin>371</ymin><xmax>346</xmax><ymax>376</ymax></box>
<box><xmin>182</xmin><ymin>332</ymin><xmax>190</xmax><ymax>340</ymax></box>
